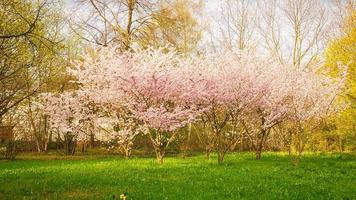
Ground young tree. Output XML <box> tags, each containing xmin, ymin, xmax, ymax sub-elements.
<box><xmin>44</xmin><ymin>44</ymin><xmax>346</xmax><ymax>164</ymax></box>
<box><xmin>41</xmin><ymin>91</ymin><xmax>99</xmax><ymax>155</ymax></box>
<box><xmin>99</xmin><ymin>107</ymin><xmax>141</xmax><ymax>159</ymax></box>
<box><xmin>288</xmin><ymin>63</ymin><xmax>347</xmax><ymax>162</ymax></box>
<box><xmin>191</xmin><ymin>51</ymin><xmax>270</xmax><ymax>163</ymax></box>
<box><xmin>241</xmin><ymin>57</ymin><xmax>346</xmax><ymax>160</ymax></box>
<box><xmin>69</xmin><ymin>47</ymin><xmax>203</xmax><ymax>163</ymax></box>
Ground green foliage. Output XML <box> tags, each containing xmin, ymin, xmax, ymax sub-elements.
<box><xmin>0</xmin><ymin>152</ymin><xmax>355</xmax><ymax>199</ymax></box>
<box><xmin>0</xmin><ymin>0</ymin><xmax>71</xmax><ymax>121</ymax></box>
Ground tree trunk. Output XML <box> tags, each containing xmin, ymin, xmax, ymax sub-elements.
<box><xmin>240</xmin><ymin>133</ymin><xmax>244</xmax><ymax>151</ymax></box>
<box><xmin>125</xmin><ymin>0</ymin><xmax>135</xmax><ymax>50</ymax></box>
<box><xmin>34</xmin><ymin>137</ymin><xmax>42</xmax><ymax>153</ymax></box>
<box><xmin>205</xmin><ymin>146</ymin><xmax>211</xmax><ymax>160</ymax></box>
<box><xmin>217</xmin><ymin>151</ymin><xmax>226</xmax><ymax>164</ymax></box>
<box><xmin>339</xmin><ymin>135</ymin><xmax>344</xmax><ymax>153</ymax></box>
<box><xmin>71</xmin><ymin>139</ymin><xmax>77</xmax><ymax>155</ymax></box>
<box><xmin>289</xmin><ymin>131</ymin><xmax>304</xmax><ymax>166</ymax></box>
<box><xmin>254</xmin><ymin>127</ymin><xmax>270</xmax><ymax>160</ymax></box>
<box><xmin>124</xmin><ymin>148</ymin><xmax>131</xmax><ymax>159</ymax></box>
<box><xmin>63</xmin><ymin>133</ymin><xmax>76</xmax><ymax>155</ymax></box>
<box><xmin>89</xmin><ymin>133</ymin><xmax>95</xmax><ymax>148</ymax></box>
<box><xmin>81</xmin><ymin>141</ymin><xmax>86</xmax><ymax>153</ymax></box>
<box><xmin>44</xmin><ymin>142</ymin><xmax>48</xmax><ymax>152</ymax></box>
<box><xmin>5</xmin><ymin>140</ymin><xmax>16</xmax><ymax>160</ymax></box>
<box><xmin>255</xmin><ymin>135</ymin><xmax>264</xmax><ymax>160</ymax></box>
<box><xmin>155</xmin><ymin>147</ymin><xmax>165</xmax><ymax>164</ymax></box>
<box><xmin>44</xmin><ymin>130</ymin><xmax>52</xmax><ymax>152</ymax></box>
<box><xmin>43</xmin><ymin>115</ymin><xmax>48</xmax><ymax>152</ymax></box>
<box><xmin>255</xmin><ymin>149</ymin><xmax>262</xmax><ymax>160</ymax></box>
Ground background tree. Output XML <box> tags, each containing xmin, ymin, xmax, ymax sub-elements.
<box><xmin>69</xmin><ymin>0</ymin><xmax>159</xmax><ymax>49</ymax></box>
<box><xmin>0</xmin><ymin>0</ymin><xmax>47</xmax><ymax>123</ymax></box>
<box><xmin>210</xmin><ymin>0</ymin><xmax>257</xmax><ymax>51</ymax></box>
<box><xmin>70</xmin><ymin>0</ymin><xmax>202</xmax><ymax>53</ymax></box>
<box><xmin>323</xmin><ymin>4</ymin><xmax>355</xmax><ymax>152</ymax></box>
<box><xmin>0</xmin><ymin>0</ymin><xmax>76</xmax><ymax>153</ymax></box>
<box><xmin>137</xmin><ymin>0</ymin><xmax>202</xmax><ymax>54</ymax></box>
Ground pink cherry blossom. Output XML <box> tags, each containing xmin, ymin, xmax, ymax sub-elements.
<box><xmin>40</xmin><ymin>45</ymin><xmax>346</xmax><ymax>162</ymax></box>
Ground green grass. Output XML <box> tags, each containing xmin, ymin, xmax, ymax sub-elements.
<box><xmin>0</xmin><ymin>152</ymin><xmax>355</xmax><ymax>200</ymax></box>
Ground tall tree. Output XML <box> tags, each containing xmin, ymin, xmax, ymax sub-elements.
<box><xmin>212</xmin><ymin>0</ymin><xmax>257</xmax><ymax>51</ymax></box>
<box><xmin>0</xmin><ymin>0</ymin><xmax>73</xmax><ymax>153</ymax></box>
<box><xmin>324</xmin><ymin>4</ymin><xmax>356</xmax><ymax>151</ymax></box>
<box><xmin>70</xmin><ymin>0</ymin><xmax>159</xmax><ymax>49</ymax></box>
<box><xmin>137</xmin><ymin>0</ymin><xmax>202</xmax><ymax>54</ymax></box>
<box><xmin>0</xmin><ymin>0</ymin><xmax>65</xmax><ymax>123</ymax></box>
<box><xmin>70</xmin><ymin>0</ymin><xmax>202</xmax><ymax>53</ymax></box>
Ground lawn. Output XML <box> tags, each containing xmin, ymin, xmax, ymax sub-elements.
<box><xmin>0</xmin><ymin>152</ymin><xmax>355</xmax><ymax>200</ymax></box>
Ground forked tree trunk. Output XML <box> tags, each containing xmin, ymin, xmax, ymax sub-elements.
<box><xmin>63</xmin><ymin>134</ymin><xmax>76</xmax><ymax>155</ymax></box>
<box><xmin>216</xmin><ymin>136</ymin><xmax>230</xmax><ymax>164</ymax></box>
<box><xmin>255</xmin><ymin>150</ymin><xmax>262</xmax><ymax>160</ymax></box>
<box><xmin>148</xmin><ymin>129</ymin><xmax>178</xmax><ymax>164</ymax></box>
<box><xmin>124</xmin><ymin>147</ymin><xmax>132</xmax><ymax>159</ymax></box>
<box><xmin>254</xmin><ymin>127</ymin><xmax>270</xmax><ymax>160</ymax></box>
<box><xmin>155</xmin><ymin>147</ymin><xmax>165</xmax><ymax>164</ymax></box>
<box><xmin>34</xmin><ymin>137</ymin><xmax>42</xmax><ymax>153</ymax></box>
<box><xmin>217</xmin><ymin>151</ymin><xmax>226</xmax><ymax>164</ymax></box>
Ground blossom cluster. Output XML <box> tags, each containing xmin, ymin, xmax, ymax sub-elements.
<box><xmin>41</xmin><ymin>46</ymin><xmax>346</xmax><ymax>150</ymax></box>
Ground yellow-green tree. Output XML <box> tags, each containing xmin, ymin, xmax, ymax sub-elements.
<box><xmin>0</xmin><ymin>0</ymin><xmax>76</xmax><ymax>152</ymax></box>
<box><xmin>324</xmin><ymin>6</ymin><xmax>356</xmax><ymax>151</ymax></box>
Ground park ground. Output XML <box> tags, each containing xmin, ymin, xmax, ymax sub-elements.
<box><xmin>0</xmin><ymin>152</ymin><xmax>355</xmax><ymax>199</ymax></box>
